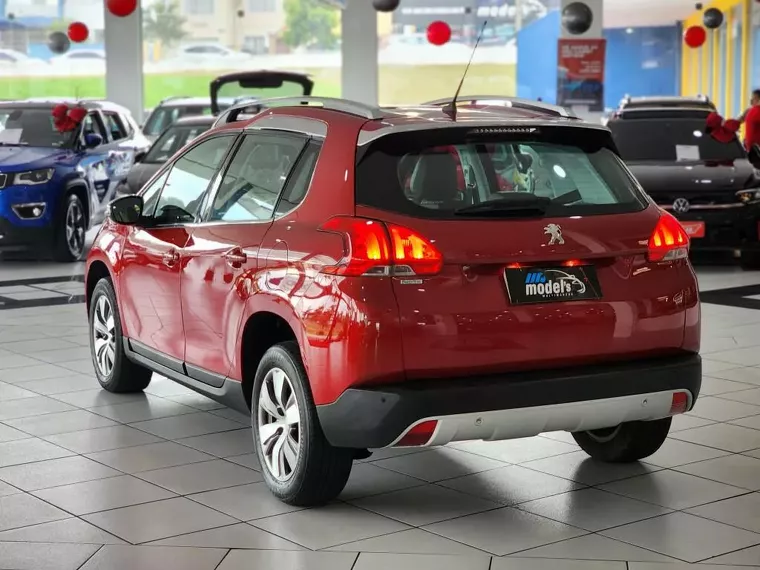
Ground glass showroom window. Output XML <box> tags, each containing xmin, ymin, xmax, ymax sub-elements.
<box><xmin>378</xmin><ymin>0</ymin><xmax>537</xmax><ymax>104</ymax></box>
<box><xmin>142</xmin><ymin>0</ymin><xmax>343</xmax><ymax>124</ymax></box>
<box><xmin>0</xmin><ymin>0</ymin><xmax>105</xmax><ymax>102</ymax></box>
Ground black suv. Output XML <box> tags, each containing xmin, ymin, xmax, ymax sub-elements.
<box><xmin>608</xmin><ymin>99</ymin><xmax>760</xmax><ymax>268</ymax></box>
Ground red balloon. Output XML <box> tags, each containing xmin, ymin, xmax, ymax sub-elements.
<box><xmin>106</xmin><ymin>0</ymin><xmax>137</xmax><ymax>17</ymax></box>
<box><xmin>427</xmin><ymin>20</ymin><xmax>451</xmax><ymax>46</ymax></box>
<box><xmin>67</xmin><ymin>22</ymin><xmax>88</xmax><ymax>43</ymax></box>
<box><xmin>684</xmin><ymin>25</ymin><xmax>707</xmax><ymax>48</ymax></box>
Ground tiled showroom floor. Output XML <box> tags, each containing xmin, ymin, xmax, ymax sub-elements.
<box><xmin>2</xmin><ymin>262</ymin><xmax>760</xmax><ymax>569</ymax></box>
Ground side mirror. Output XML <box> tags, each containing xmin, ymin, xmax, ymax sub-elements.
<box><xmin>84</xmin><ymin>133</ymin><xmax>103</xmax><ymax>149</ymax></box>
<box><xmin>109</xmin><ymin>195</ymin><xmax>143</xmax><ymax>225</ymax></box>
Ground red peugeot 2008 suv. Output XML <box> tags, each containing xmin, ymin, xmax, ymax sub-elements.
<box><xmin>85</xmin><ymin>96</ymin><xmax>701</xmax><ymax>506</ymax></box>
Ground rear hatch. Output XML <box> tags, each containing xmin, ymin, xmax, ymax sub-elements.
<box><xmin>354</xmin><ymin>123</ymin><xmax>694</xmax><ymax>379</ymax></box>
<box><xmin>209</xmin><ymin>70</ymin><xmax>314</xmax><ymax>115</ymax></box>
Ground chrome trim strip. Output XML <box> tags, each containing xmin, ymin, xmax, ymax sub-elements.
<box><xmin>385</xmin><ymin>389</ymin><xmax>690</xmax><ymax>448</ymax></box>
<box><xmin>661</xmin><ymin>203</ymin><xmax>744</xmax><ymax>210</ymax></box>
<box><xmin>357</xmin><ymin>118</ymin><xmax>608</xmax><ymax>146</ymax></box>
<box><xmin>11</xmin><ymin>202</ymin><xmax>46</xmax><ymax>219</ymax></box>
<box><xmin>252</xmin><ymin>96</ymin><xmax>385</xmax><ymax>120</ymax></box>
<box><xmin>246</xmin><ymin>115</ymin><xmax>328</xmax><ymax>138</ymax></box>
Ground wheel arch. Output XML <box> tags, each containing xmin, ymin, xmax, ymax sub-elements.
<box><xmin>64</xmin><ymin>180</ymin><xmax>90</xmax><ymax>229</ymax></box>
<box><xmin>236</xmin><ymin>298</ymin><xmax>308</xmax><ymax>410</ymax></box>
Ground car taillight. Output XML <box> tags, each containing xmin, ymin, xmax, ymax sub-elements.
<box><xmin>648</xmin><ymin>212</ymin><xmax>690</xmax><ymax>262</ymax></box>
<box><xmin>669</xmin><ymin>391</ymin><xmax>689</xmax><ymax>415</ymax></box>
<box><xmin>321</xmin><ymin>216</ymin><xmax>443</xmax><ymax>277</ymax></box>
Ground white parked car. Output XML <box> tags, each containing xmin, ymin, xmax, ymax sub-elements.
<box><xmin>49</xmin><ymin>49</ymin><xmax>106</xmax><ymax>75</ymax></box>
<box><xmin>0</xmin><ymin>49</ymin><xmax>50</xmax><ymax>76</ymax></box>
<box><xmin>168</xmin><ymin>44</ymin><xmax>252</xmax><ymax>70</ymax></box>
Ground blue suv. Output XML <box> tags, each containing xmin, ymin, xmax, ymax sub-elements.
<box><xmin>0</xmin><ymin>100</ymin><xmax>151</xmax><ymax>261</ymax></box>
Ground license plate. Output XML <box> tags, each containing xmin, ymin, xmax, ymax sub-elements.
<box><xmin>504</xmin><ymin>265</ymin><xmax>602</xmax><ymax>305</ymax></box>
<box><xmin>679</xmin><ymin>221</ymin><xmax>705</xmax><ymax>238</ymax></box>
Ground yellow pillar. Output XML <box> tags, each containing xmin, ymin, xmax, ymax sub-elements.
<box><xmin>740</xmin><ymin>0</ymin><xmax>750</xmax><ymax>110</ymax></box>
<box><xmin>701</xmin><ymin>34</ymin><xmax>710</xmax><ymax>95</ymax></box>
<box><xmin>726</xmin><ymin>9</ymin><xmax>734</xmax><ymax>117</ymax></box>
<box><xmin>712</xmin><ymin>29</ymin><xmax>720</xmax><ymax>109</ymax></box>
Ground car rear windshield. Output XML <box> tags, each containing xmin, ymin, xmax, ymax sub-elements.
<box><xmin>145</xmin><ymin>123</ymin><xmax>212</xmax><ymax>163</ymax></box>
<box><xmin>355</xmin><ymin>126</ymin><xmax>646</xmax><ymax>219</ymax></box>
<box><xmin>609</xmin><ymin>118</ymin><xmax>745</xmax><ymax>162</ymax></box>
<box><xmin>143</xmin><ymin>105</ymin><xmax>211</xmax><ymax>136</ymax></box>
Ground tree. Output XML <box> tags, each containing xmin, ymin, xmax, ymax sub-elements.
<box><xmin>143</xmin><ymin>1</ymin><xmax>187</xmax><ymax>48</ymax></box>
<box><xmin>282</xmin><ymin>0</ymin><xmax>339</xmax><ymax>50</ymax></box>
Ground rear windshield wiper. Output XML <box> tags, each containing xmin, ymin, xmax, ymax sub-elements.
<box><xmin>454</xmin><ymin>189</ymin><xmax>584</xmax><ymax>217</ymax></box>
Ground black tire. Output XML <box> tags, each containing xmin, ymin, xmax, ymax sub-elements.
<box><xmin>251</xmin><ymin>341</ymin><xmax>353</xmax><ymax>506</ymax></box>
<box><xmin>572</xmin><ymin>417</ymin><xmax>672</xmax><ymax>463</ymax></box>
<box><xmin>53</xmin><ymin>193</ymin><xmax>87</xmax><ymax>262</ymax></box>
<box><xmin>88</xmin><ymin>278</ymin><xmax>152</xmax><ymax>393</ymax></box>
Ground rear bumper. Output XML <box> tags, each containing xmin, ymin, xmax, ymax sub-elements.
<box><xmin>316</xmin><ymin>353</ymin><xmax>702</xmax><ymax>449</ymax></box>
<box><xmin>667</xmin><ymin>204</ymin><xmax>760</xmax><ymax>252</ymax></box>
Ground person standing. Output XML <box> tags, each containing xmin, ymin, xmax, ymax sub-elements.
<box><xmin>739</xmin><ymin>89</ymin><xmax>760</xmax><ymax>151</ymax></box>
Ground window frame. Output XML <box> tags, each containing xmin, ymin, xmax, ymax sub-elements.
<box><xmin>273</xmin><ymin>139</ymin><xmax>322</xmax><ymax>219</ymax></box>
<box><xmin>139</xmin><ymin>132</ymin><xmax>239</xmax><ymax>229</ymax></box>
<box><xmin>198</xmin><ymin>130</ymin><xmax>312</xmax><ymax>225</ymax></box>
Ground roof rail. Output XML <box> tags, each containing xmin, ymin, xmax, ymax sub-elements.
<box><xmin>423</xmin><ymin>96</ymin><xmax>577</xmax><ymax>118</ymax></box>
<box><xmin>213</xmin><ymin>96</ymin><xmax>385</xmax><ymax>126</ymax></box>
<box><xmin>260</xmin><ymin>96</ymin><xmax>385</xmax><ymax>119</ymax></box>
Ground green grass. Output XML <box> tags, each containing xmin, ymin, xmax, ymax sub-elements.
<box><xmin>0</xmin><ymin>64</ymin><xmax>515</xmax><ymax>107</ymax></box>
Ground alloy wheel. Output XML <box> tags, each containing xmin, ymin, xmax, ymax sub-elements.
<box><xmin>92</xmin><ymin>295</ymin><xmax>116</xmax><ymax>377</ymax></box>
<box><xmin>65</xmin><ymin>199</ymin><xmax>85</xmax><ymax>258</ymax></box>
<box><xmin>257</xmin><ymin>367</ymin><xmax>301</xmax><ymax>482</ymax></box>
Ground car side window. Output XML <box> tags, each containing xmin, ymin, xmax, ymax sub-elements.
<box><xmin>103</xmin><ymin>112</ymin><xmax>127</xmax><ymax>141</ymax></box>
<box><xmin>275</xmin><ymin>141</ymin><xmax>321</xmax><ymax>217</ymax></box>
<box><xmin>152</xmin><ymin>135</ymin><xmax>235</xmax><ymax>225</ymax></box>
<box><xmin>81</xmin><ymin>112</ymin><xmax>107</xmax><ymax>140</ymax></box>
<box><xmin>208</xmin><ymin>133</ymin><xmax>307</xmax><ymax>223</ymax></box>
<box><xmin>140</xmin><ymin>170</ymin><xmax>169</xmax><ymax>218</ymax></box>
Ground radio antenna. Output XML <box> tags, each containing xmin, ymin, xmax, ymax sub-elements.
<box><xmin>443</xmin><ymin>20</ymin><xmax>488</xmax><ymax>121</ymax></box>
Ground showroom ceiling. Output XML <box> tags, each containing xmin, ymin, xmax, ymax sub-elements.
<box><xmin>604</xmin><ymin>0</ymin><xmax>697</xmax><ymax>28</ymax></box>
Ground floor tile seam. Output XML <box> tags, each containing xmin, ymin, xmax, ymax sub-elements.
<box><xmin>75</xmin><ymin>543</ymin><xmax>104</xmax><ymax>570</ymax></box>
<box><xmin>420</xmin><ymin>522</ymin><xmax>592</xmax><ymax>558</ymax></box>
<box><xmin>128</xmin><ymin>461</ymin><xmax>262</xmax><ymax>496</ymax></box>
<box><xmin>4</xmin><ymin>383</ymin><xmax>99</xmax><ymax>399</ymax></box>
<box><xmin>370</xmin><ymin>460</ymin><xmax>509</xmax><ymax>486</ymax></box>
<box><xmin>585</xmin><ymin>470</ymin><xmax>755</xmax><ymax>510</ymax></box>
<box><xmin>36</xmin><ymin>434</ymin><xmax>175</xmax><ymax>457</ymax></box>
<box><xmin>679</xmin><ymin>502</ymin><xmax>760</xmax><ymax>536</ymax></box>
<box><xmin>0</xmin><ymin>340</ymin><xmax>85</xmax><ymax>357</ymax></box>
<box><xmin>667</xmin><ymin>431</ymin><xmax>760</xmax><ymax>454</ymax></box>
<box><xmin>0</xmin><ymin>470</ymin><xmax>124</xmax><ymax>494</ymax></box>
<box><xmin>445</xmin><ymin>442</ymin><xmax>581</xmax><ymax>466</ymax></box>
<box><xmin>725</xmin><ymin>419</ymin><xmax>760</xmax><ymax>432</ymax></box>
<box><xmin>500</xmin><ymin>530</ymin><xmax>684</xmax><ymax>564</ymax></box>
<box><xmin>135</xmin><ymin>519</ymin><xmax>301</xmax><ymax>549</ymax></box>
<box><xmin>121</xmin><ymin>422</ymin><xmax>250</xmax><ymax>442</ymax></box>
<box><xmin>84</xmin><ymin>404</ymin><xmax>202</xmax><ymax>425</ymax></box>
<box><xmin>515</xmin><ymin>457</ymin><xmax>666</xmax><ymax>487</ymax></box>
<box><xmin>696</xmin><ymin>541</ymin><xmax>760</xmax><ymax>565</ymax></box>
<box><xmin>212</xmin><ymin>549</ymin><xmax>233</xmax><ymax>570</ymax></box>
<box><xmin>669</xmin><ymin>462</ymin><xmax>760</xmax><ymax>491</ymax></box>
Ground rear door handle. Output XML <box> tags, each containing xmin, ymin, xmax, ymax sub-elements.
<box><xmin>162</xmin><ymin>249</ymin><xmax>179</xmax><ymax>267</ymax></box>
<box><xmin>224</xmin><ymin>248</ymin><xmax>247</xmax><ymax>267</ymax></box>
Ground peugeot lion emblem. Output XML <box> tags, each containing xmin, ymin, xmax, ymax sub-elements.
<box><xmin>672</xmin><ymin>198</ymin><xmax>690</xmax><ymax>214</ymax></box>
<box><xmin>544</xmin><ymin>223</ymin><xmax>564</xmax><ymax>245</ymax></box>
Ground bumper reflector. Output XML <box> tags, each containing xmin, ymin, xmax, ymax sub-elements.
<box><xmin>670</xmin><ymin>392</ymin><xmax>689</xmax><ymax>416</ymax></box>
<box><xmin>396</xmin><ymin>420</ymin><xmax>438</xmax><ymax>447</ymax></box>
